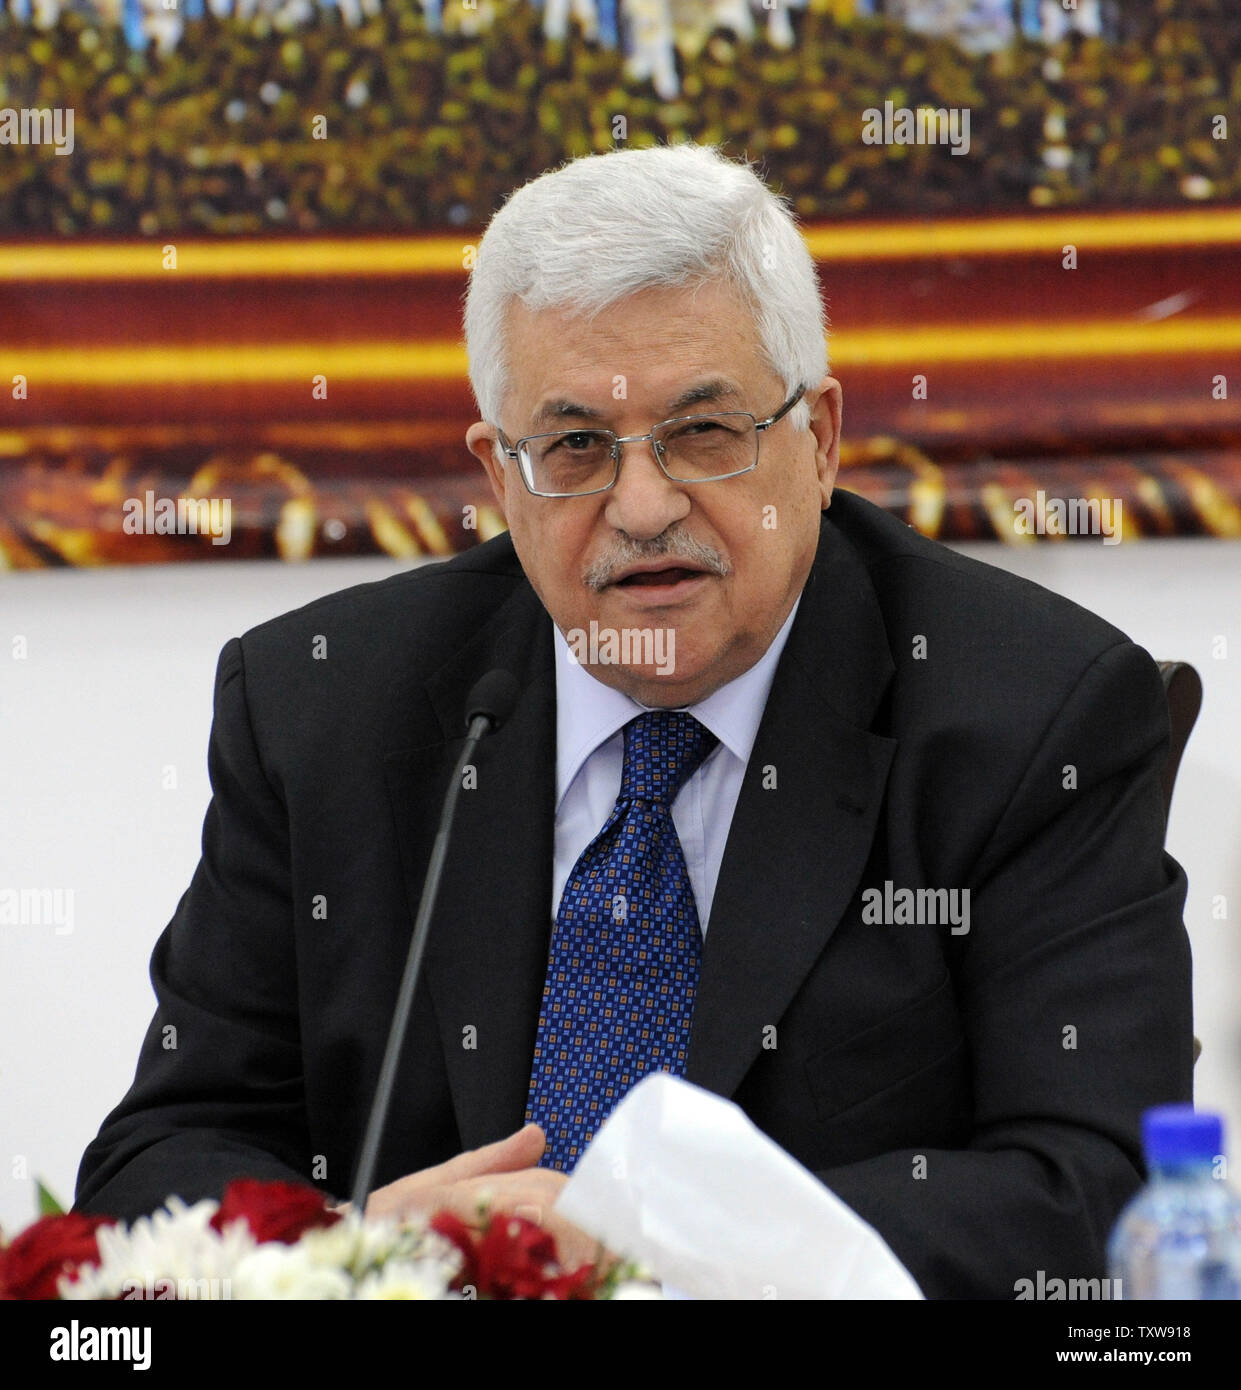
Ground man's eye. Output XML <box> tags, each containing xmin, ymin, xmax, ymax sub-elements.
<box><xmin>671</xmin><ymin>419</ymin><xmax>728</xmax><ymax>438</ymax></box>
<box><xmin>552</xmin><ymin>432</ymin><xmax>603</xmax><ymax>452</ymax></box>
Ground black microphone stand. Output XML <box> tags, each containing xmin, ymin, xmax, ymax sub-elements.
<box><xmin>348</xmin><ymin>671</ymin><xmax>518</xmax><ymax>1214</ymax></box>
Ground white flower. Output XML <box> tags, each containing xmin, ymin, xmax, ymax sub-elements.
<box><xmin>296</xmin><ymin>1210</ymin><xmax>450</xmax><ymax>1280</ymax></box>
<box><xmin>354</xmin><ymin>1258</ymin><xmax>457</xmax><ymax>1300</ymax></box>
<box><xmin>611</xmin><ymin>1280</ymin><xmax>666</xmax><ymax>1299</ymax></box>
<box><xmin>295</xmin><ymin>1216</ymin><xmax>370</xmax><ymax>1274</ymax></box>
<box><xmin>230</xmin><ymin>1244</ymin><xmax>352</xmax><ymax>1300</ymax></box>
<box><xmin>54</xmin><ymin>1194</ymin><xmax>463</xmax><ymax>1300</ymax></box>
<box><xmin>60</xmin><ymin>1198</ymin><xmax>256</xmax><ymax>1301</ymax></box>
<box><xmin>299</xmin><ymin>1212</ymin><xmax>400</xmax><ymax>1276</ymax></box>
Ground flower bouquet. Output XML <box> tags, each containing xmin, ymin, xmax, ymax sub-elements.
<box><xmin>0</xmin><ymin>1180</ymin><xmax>655</xmax><ymax>1301</ymax></box>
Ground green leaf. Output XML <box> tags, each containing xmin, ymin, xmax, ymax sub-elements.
<box><xmin>36</xmin><ymin>1179</ymin><xmax>66</xmax><ymax>1218</ymax></box>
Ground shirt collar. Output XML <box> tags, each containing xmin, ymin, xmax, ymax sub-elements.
<box><xmin>553</xmin><ymin>595</ymin><xmax>802</xmax><ymax>811</ymax></box>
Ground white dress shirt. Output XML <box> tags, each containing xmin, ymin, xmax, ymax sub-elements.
<box><xmin>551</xmin><ymin>596</ymin><xmax>801</xmax><ymax>933</ymax></box>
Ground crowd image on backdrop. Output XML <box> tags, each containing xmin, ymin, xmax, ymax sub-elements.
<box><xmin>0</xmin><ymin>0</ymin><xmax>1236</xmax><ymax>234</ymax></box>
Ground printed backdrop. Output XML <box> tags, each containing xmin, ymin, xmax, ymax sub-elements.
<box><xmin>1</xmin><ymin>0</ymin><xmax>1239</xmax><ymax>565</ymax></box>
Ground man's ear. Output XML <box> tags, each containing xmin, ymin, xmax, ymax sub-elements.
<box><xmin>808</xmin><ymin>375</ymin><xmax>842</xmax><ymax>510</ymax></box>
<box><xmin>466</xmin><ymin>422</ymin><xmax>508</xmax><ymax>516</ymax></box>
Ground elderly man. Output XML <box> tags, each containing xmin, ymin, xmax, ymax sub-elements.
<box><xmin>76</xmin><ymin>143</ymin><xmax>1193</xmax><ymax>1298</ymax></box>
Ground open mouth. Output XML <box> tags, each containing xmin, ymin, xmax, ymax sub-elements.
<box><xmin>614</xmin><ymin>567</ymin><xmax>706</xmax><ymax>588</ymax></box>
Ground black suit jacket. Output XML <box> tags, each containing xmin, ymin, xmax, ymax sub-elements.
<box><xmin>75</xmin><ymin>489</ymin><xmax>1194</xmax><ymax>1298</ymax></box>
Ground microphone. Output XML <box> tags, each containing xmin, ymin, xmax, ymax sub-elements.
<box><xmin>464</xmin><ymin>668</ymin><xmax>520</xmax><ymax>734</ymax></box>
<box><xmin>348</xmin><ymin>669</ymin><xmax>521</xmax><ymax>1213</ymax></box>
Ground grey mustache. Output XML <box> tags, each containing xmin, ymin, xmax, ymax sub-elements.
<box><xmin>585</xmin><ymin>540</ymin><xmax>730</xmax><ymax>591</ymax></box>
<box><xmin>580</xmin><ymin>528</ymin><xmax>728</xmax><ymax>589</ymax></box>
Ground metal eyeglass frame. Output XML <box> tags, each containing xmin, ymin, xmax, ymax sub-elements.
<box><xmin>494</xmin><ymin>384</ymin><xmax>807</xmax><ymax>498</ymax></box>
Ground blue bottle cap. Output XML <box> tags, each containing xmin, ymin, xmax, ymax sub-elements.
<box><xmin>1142</xmin><ymin>1105</ymin><xmax>1223</xmax><ymax>1169</ymax></box>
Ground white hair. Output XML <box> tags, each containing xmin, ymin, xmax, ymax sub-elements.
<box><xmin>463</xmin><ymin>142</ymin><xmax>828</xmax><ymax>443</ymax></box>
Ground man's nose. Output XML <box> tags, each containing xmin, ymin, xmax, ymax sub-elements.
<box><xmin>602</xmin><ymin>438</ymin><xmax>692</xmax><ymax>541</ymax></box>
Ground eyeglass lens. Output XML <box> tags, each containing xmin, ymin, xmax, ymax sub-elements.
<box><xmin>523</xmin><ymin>413</ymin><xmax>758</xmax><ymax>494</ymax></box>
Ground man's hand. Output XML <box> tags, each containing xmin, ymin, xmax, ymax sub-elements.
<box><xmin>355</xmin><ymin>1124</ymin><xmax>613</xmax><ymax>1273</ymax></box>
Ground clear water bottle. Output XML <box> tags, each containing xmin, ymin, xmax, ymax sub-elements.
<box><xmin>1108</xmin><ymin>1105</ymin><xmax>1241</xmax><ymax>1299</ymax></box>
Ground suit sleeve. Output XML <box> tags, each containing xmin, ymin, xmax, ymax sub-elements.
<box><xmin>74</xmin><ymin>637</ymin><xmax>320</xmax><ymax>1220</ymax></box>
<box><xmin>816</xmin><ymin>639</ymin><xmax>1194</xmax><ymax>1298</ymax></box>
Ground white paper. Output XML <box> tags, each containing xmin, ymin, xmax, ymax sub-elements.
<box><xmin>556</xmin><ymin>1072</ymin><xmax>924</xmax><ymax>1300</ymax></box>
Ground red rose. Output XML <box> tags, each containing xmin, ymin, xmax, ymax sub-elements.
<box><xmin>474</xmin><ymin>1213</ymin><xmax>562</xmax><ymax>1300</ymax></box>
<box><xmin>543</xmin><ymin>1263</ymin><xmax>600</xmax><ymax>1300</ymax></box>
<box><xmin>433</xmin><ymin>1210</ymin><xmax>604</xmax><ymax>1300</ymax></box>
<box><xmin>0</xmin><ymin>1212</ymin><xmax>114</xmax><ymax>1300</ymax></box>
<box><xmin>431</xmin><ymin>1211</ymin><xmax>566</xmax><ymax>1299</ymax></box>
<box><xmin>429</xmin><ymin>1210</ymin><xmax>480</xmax><ymax>1290</ymax></box>
<box><xmin>208</xmin><ymin>1179</ymin><xmax>341</xmax><ymax>1245</ymax></box>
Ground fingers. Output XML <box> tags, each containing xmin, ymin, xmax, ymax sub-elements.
<box><xmin>434</xmin><ymin>1168</ymin><xmax>565</xmax><ymax>1229</ymax></box>
<box><xmin>361</xmin><ymin>1125</ymin><xmax>549</xmax><ymax>1221</ymax></box>
<box><xmin>434</xmin><ymin>1122</ymin><xmax>547</xmax><ymax>1183</ymax></box>
<box><xmin>363</xmin><ymin>1159</ymin><xmax>614</xmax><ymax>1275</ymax></box>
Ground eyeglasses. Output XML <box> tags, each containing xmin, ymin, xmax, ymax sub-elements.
<box><xmin>494</xmin><ymin>386</ymin><xmax>806</xmax><ymax>498</ymax></box>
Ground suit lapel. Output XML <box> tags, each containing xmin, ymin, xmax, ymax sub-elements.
<box><xmin>383</xmin><ymin>573</ymin><xmax>556</xmax><ymax>1150</ymax></box>
<box><xmin>687</xmin><ymin>512</ymin><xmax>897</xmax><ymax>1099</ymax></box>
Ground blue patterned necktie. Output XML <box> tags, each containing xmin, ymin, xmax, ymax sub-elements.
<box><xmin>526</xmin><ymin>710</ymin><xmax>719</xmax><ymax>1173</ymax></box>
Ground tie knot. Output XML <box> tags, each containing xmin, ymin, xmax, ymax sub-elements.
<box><xmin>619</xmin><ymin>711</ymin><xmax>718</xmax><ymax>806</ymax></box>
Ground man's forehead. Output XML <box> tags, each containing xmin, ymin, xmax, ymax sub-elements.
<box><xmin>527</xmin><ymin>376</ymin><xmax>747</xmax><ymax>430</ymax></box>
<box><xmin>499</xmin><ymin>280</ymin><xmax>767</xmax><ymax>427</ymax></box>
